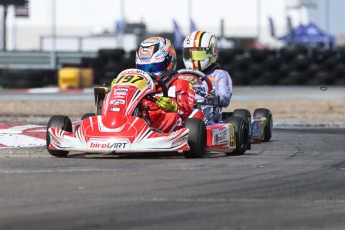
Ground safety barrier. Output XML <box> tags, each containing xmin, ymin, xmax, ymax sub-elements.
<box><xmin>1</xmin><ymin>47</ymin><xmax>345</xmax><ymax>89</ymax></box>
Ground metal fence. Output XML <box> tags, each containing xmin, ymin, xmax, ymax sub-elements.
<box><xmin>0</xmin><ymin>51</ymin><xmax>97</xmax><ymax>69</ymax></box>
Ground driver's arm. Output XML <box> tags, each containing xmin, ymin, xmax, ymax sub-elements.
<box><xmin>175</xmin><ymin>79</ymin><xmax>195</xmax><ymax>119</ymax></box>
<box><xmin>211</xmin><ymin>71</ymin><xmax>232</xmax><ymax>108</ymax></box>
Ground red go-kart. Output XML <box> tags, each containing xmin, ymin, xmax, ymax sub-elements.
<box><xmin>46</xmin><ymin>68</ymin><xmax>250</xmax><ymax>158</ymax></box>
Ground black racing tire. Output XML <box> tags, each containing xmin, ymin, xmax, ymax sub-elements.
<box><xmin>233</xmin><ymin>109</ymin><xmax>252</xmax><ymax>150</ymax></box>
<box><xmin>184</xmin><ymin>118</ymin><xmax>206</xmax><ymax>158</ymax></box>
<box><xmin>253</xmin><ymin>108</ymin><xmax>273</xmax><ymax>142</ymax></box>
<box><xmin>46</xmin><ymin>115</ymin><xmax>72</xmax><ymax>157</ymax></box>
<box><xmin>248</xmin><ymin>64</ymin><xmax>265</xmax><ymax>76</ymax></box>
<box><xmin>248</xmin><ymin>49</ymin><xmax>270</xmax><ymax>62</ymax></box>
<box><xmin>279</xmin><ymin>71</ymin><xmax>307</xmax><ymax>85</ymax></box>
<box><xmin>261</xmin><ymin>71</ymin><xmax>280</xmax><ymax>85</ymax></box>
<box><xmin>233</xmin><ymin>109</ymin><xmax>251</xmax><ymax>133</ymax></box>
<box><xmin>292</xmin><ymin>54</ymin><xmax>311</xmax><ymax>71</ymax></box>
<box><xmin>1</xmin><ymin>79</ymin><xmax>44</xmax><ymax>88</ymax></box>
<box><xmin>221</xmin><ymin>112</ymin><xmax>233</xmax><ymax>121</ymax></box>
<box><xmin>231</xmin><ymin>71</ymin><xmax>251</xmax><ymax>85</ymax></box>
<box><xmin>1</xmin><ymin>69</ymin><xmax>47</xmax><ymax>88</ymax></box>
<box><xmin>264</xmin><ymin>56</ymin><xmax>281</xmax><ymax>71</ymax></box>
<box><xmin>81</xmin><ymin>113</ymin><xmax>95</xmax><ymax>120</ymax></box>
<box><xmin>98</xmin><ymin>48</ymin><xmax>125</xmax><ymax>61</ymax></box>
<box><xmin>225</xmin><ymin>116</ymin><xmax>249</xmax><ymax>155</ymax></box>
<box><xmin>279</xmin><ymin>47</ymin><xmax>300</xmax><ymax>62</ymax></box>
<box><xmin>231</xmin><ymin>56</ymin><xmax>252</xmax><ymax>71</ymax></box>
<box><xmin>233</xmin><ymin>109</ymin><xmax>251</xmax><ymax>123</ymax></box>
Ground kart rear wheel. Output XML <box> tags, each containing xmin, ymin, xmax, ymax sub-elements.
<box><xmin>233</xmin><ymin>109</ymin><xmax>252</xmax><ymax>150</ymax></box>
<box><xmin>233</xmin><ymin>109</ymin><xmax>251</xmax><ymax>124</ymax></box>
<box><xmin>225</xmin><ymin>116</ymin><xmax>249</xmax><ymax>155</ymax></box>
<box><xmin>184</xmin><ymin>118</ymin><xmax>206</xmax><ymax>158</ymax></box>
<box><xmin>46</xmin><ymin>115</ymin><xmax>72</xmax><ymax>157</ymax></box>
<box><xmin>253</xmin><ymin>108</ymin><xmax>273</xmax><ymax>142</ymax></box>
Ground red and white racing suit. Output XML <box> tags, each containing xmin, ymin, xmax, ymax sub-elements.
<box><xmin>141</xmin><ymin>74</ymin><xmax>200</xmax><ymax>133</ymax></box>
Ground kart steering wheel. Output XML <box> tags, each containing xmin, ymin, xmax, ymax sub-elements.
<box><xmin>177</xmin><ymin>69</ymin><xmax>213</xmax><ymax>94</ymax></box>
<box><xmin>146</xmin><ymin>73</ymin><xmax>168</xmax><ymax>99</ymax></box>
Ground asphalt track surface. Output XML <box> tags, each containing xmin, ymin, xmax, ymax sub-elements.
<box><xmin>1</xmin><ymin>127</ymin><xmax>345</xmax><ymax>230</ymax></box>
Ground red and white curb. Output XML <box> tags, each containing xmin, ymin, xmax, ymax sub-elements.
<box><xmin>0</xmin><ymin>124</ymin><xmax>46</xmax><ymax>148</ymax></box>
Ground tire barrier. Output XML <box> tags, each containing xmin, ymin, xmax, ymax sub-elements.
<box><xmin>0</xmin><ymin>69</ymin><xmax>56</xmax><ymax>89</ymax></box>
<box><xmin>216</xmin><ymin>47</ymin><xmax>345</xmax><ymax>85</ymax></box>
<box><xmin>1</xmin><ymin>47</ymin><xmax>345</xmax><ymax>89</ymax></box>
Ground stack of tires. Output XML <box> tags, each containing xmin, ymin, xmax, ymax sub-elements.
<box><xmin>219</xmin><ymin>49</ymin><xmax>278</xmax><ymax>85</ymax></box>
<box><xmin>247</xmin><ymin>49</ymin><xmax>278</xmax><ymax>85</ymax></box>
<box><xmin>277</xmin><ymin>46</ymin><xmax>310</xmax><ymax>85</ymax></box>
<box><xmin>217</xmin><ymin>46</ymin><xmax>345</xmax><ymax>86</ymax></box>
<box><xmin>94</xmin><ymin>49</ymin><xmax>133</xmax><ymax>86</ymax></box>
<box><xmin>0</xmin><ymin>69</ymin><xmax>56</xmax><ymax>89</ymax></box>
<box><xmin>2</xmin><ymin>46</ymin><xmax>345</xmax><ymax>89</ymax></box>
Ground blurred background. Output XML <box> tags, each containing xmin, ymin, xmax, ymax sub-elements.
<box><xmin>1</xmin><ymin>0</ymin><xmax>345</xmax><ymax>89</ymax></box>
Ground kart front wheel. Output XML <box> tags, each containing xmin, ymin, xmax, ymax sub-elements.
<box><xmin>253</xmin><ymin>108</ymin><xmax>273</xmax><ymax>142</ymax></box>
<box><xmin>184</xmin><ymin>118</ymin><xmax>206</xmax><ymax>158</ymax></box>
<box><xmin>46</xmin><ymin>115</ymin><xmax>72</xmax><ymax>157</ymax></box>
<box><xmin>225</xmin><ymin>116</ymin><xmax>249</xmax><ymax>155</ymax></box>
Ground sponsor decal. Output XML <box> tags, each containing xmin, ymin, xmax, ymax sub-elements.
<box><xmin>135</xmin><ymin>69</ymin><xmax>146</xmax><ymax>75</ymax></box>
<box><xmin>141</xmin><ymin>48</ymin><xmax>150</xmax><ymax>54</ymax></box>
<box><xmin>111</xmin><ymin>99</ymin><xmax>125</xmax><ymax>106</ymax></box>
<box><xmin>112</xmin><ymin>95</ymin><xmax>125</xmax><ymax>99</ymax></box>
<box><xmin>110</xmin><ymin>107</ymin><xmax>120</xmax><ymax>112</ymax></box>
<box><xmin>121</xmin><ymin>69</ymin><xmax>146</xmax><ymax>75</ymax></box>
<box><xmin>228</xmin><ymin>125</ymin><xmax>236</xmax><ymax>147</ymax></box>
<box><xmin>186</xmin><ymin>36</ymin><xmax>191</xmax><ymax>44</ymax></box>
<box><xmin>252</xmin><ymin>118</ymin><xmax>263</xmax><ymax>138</ymax></box>
<box><xmin>115</xmin><ymin>88</ymin><xmax>129</xmax><ymax>93</ymax></box>
<box><xmin>172</xmin><ymin>137</ymin><xmax>187</xmax><ymax>147</ymax></box>
<box><xmin>212</xmin><ymin>128</ymin><xmax>228</xmax><ymax>145</ymax></box>
<box><xmin>88</xmin><ymin>141</ymin><xmax>128</xmax><ymax>149</ymax></box>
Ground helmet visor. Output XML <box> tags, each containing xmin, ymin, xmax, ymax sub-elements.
<box><xmin>136</xmin><ymin>62</ymin><xmax>166</xmax><ymax>75</ymax></box>
<box><xmin>183</xmin><ymin>48</ymin><xmax>213</xmax><ymax>61</ymax></box>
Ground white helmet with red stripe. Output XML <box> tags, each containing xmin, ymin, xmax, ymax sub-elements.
<box><xmin>182</xmin><ymin>31</ymin><xmax>218</xmax><ymax>71</ymax></box>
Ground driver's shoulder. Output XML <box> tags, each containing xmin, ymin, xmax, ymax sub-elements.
<box><xmin>208</xmin><ymin>69</ymin><xmax>230</xmax><ymax>81</ymax></box>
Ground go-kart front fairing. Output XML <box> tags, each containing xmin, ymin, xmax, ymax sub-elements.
<box><xmin>47</xmin><ymin>69</ymin><xmax>190</xmax><ymax>154</ymax></box>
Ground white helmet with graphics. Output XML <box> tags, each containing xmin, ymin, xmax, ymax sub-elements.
<box><xmin>182</xmin><ymin>31</ymin><xmax>218</xmax><ymax>71</ymax></box>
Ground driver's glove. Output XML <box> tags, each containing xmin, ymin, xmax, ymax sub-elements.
<box><xmin>156</xmin><ymin>96</ymin><xmax>178</xmax><ymax>112</ymax></box>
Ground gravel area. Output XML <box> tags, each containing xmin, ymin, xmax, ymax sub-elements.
<box><xmin>0</xmin><ymin>86</ymin><xmax>344</xmax><ymax>127</ymax></box>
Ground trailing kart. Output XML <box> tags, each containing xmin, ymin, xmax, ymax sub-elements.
<box><xmin>177</xmin><ymin>69</ymin><xmax>273</xmax><ymax>144</ymax></box>
<box><xmin>46</xmin><ymin>68</ymin><xmax>250</xmax><ymax>158</ymax></box>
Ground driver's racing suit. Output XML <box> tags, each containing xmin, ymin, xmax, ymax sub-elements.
<box><xmin>199</xmin><ymin>63</ymin><xmax>232</xmax><ymax>123</ymax></box>
<box><xmin>141</xmin><ymin>74</ymin><xmax>198</xmax><ymax>133</ymax></box>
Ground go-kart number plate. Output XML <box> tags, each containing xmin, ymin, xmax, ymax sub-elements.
<box><xmin>114</xmin><ymin>74</ymin><xmax>148</xmax><ymax>90</ymax></box>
